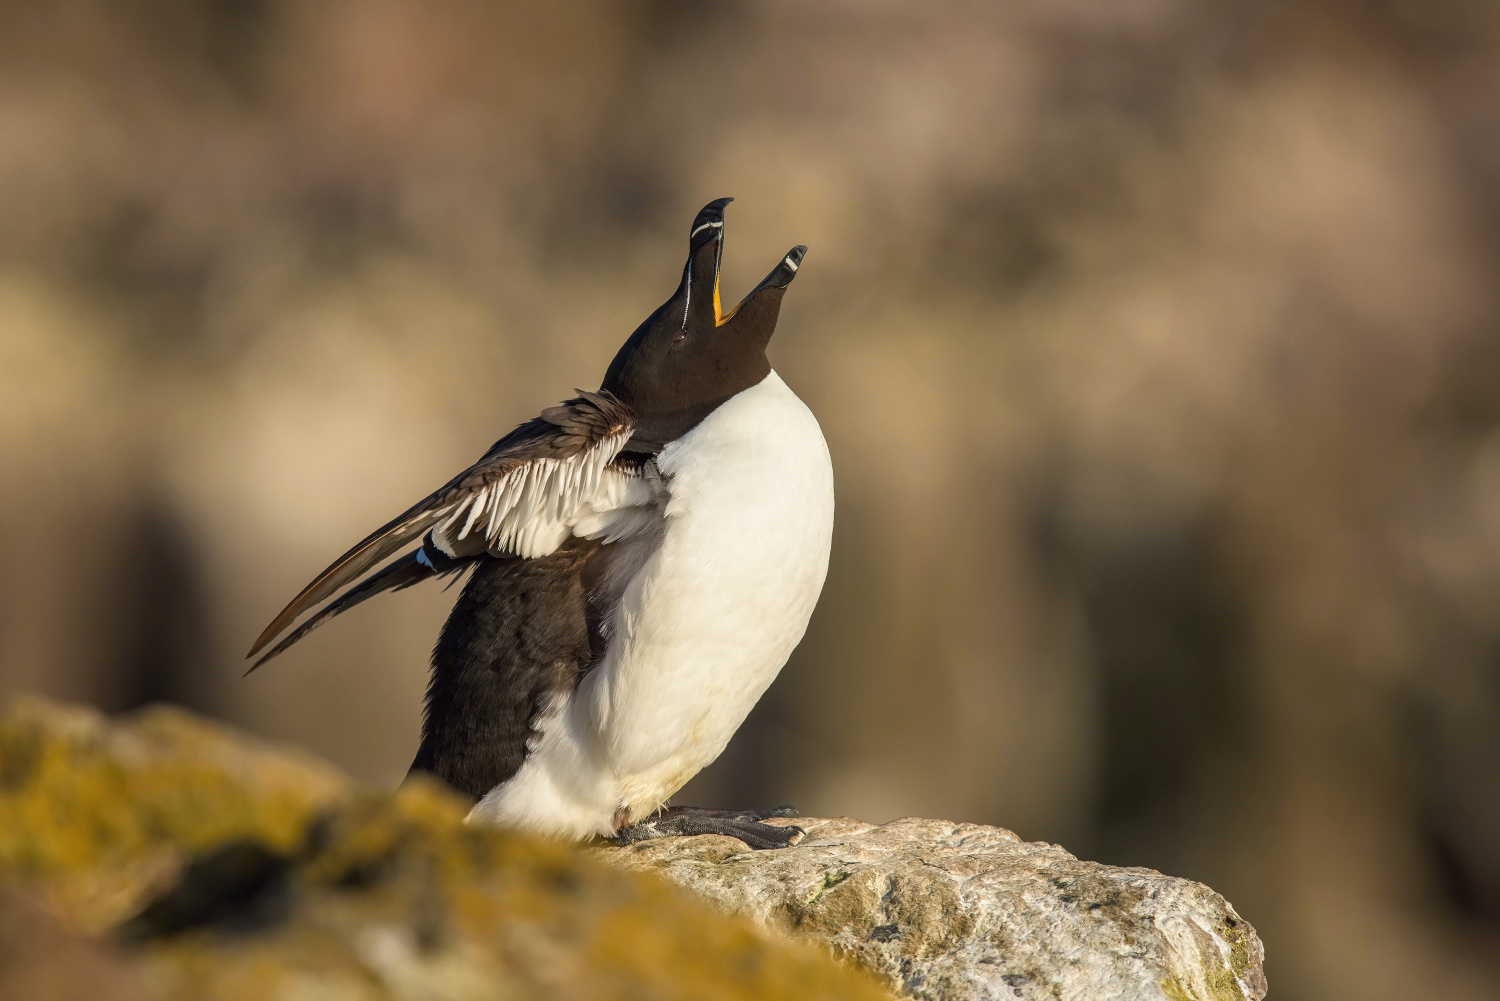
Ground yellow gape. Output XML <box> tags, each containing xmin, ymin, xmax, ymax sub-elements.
<box><xmin>715</xmin><ymin>268</ymin><xmax>743</xmax><ymax>325</ymax></box>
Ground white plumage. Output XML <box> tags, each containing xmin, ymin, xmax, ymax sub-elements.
<box><xmin>428</xmin><ymin>428</ymin><xmax>639</xmax><ymax>559</ymax></box>
<box><xmin>468</xmin><ymin>370</ymin><xmax>835</xmax><ymax>838</ymax></box>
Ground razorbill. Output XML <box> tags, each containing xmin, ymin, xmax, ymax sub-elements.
<box><xmin>247</xmin><ymin>198</ymin><xmax>834</xmax><ymax>849</ymax></box>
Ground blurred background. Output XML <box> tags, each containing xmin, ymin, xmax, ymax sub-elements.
<box><xmin>2</xmin><ymin>0</ymin><xmax>1499</xmax><ymax>996</ymax></box>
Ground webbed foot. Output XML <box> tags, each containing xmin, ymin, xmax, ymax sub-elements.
<box><xmin>611</xmin><ymin>805</ymin><xmax>802</xmax><ymax>850</ymax></box>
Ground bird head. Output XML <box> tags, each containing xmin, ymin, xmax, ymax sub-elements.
<box><xmin>601</xmin><ymin>197</ymin><xmax>806</xmax><ymax>449</ymax></box>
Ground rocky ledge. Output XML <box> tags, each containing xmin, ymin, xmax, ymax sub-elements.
<box><xmin>604</xmin><ymin>819</ymin><xmax>1265</xmax><ymax>1001</ymax></box>
<box><xmin>0</xmin><ymin>698</ymin><xmax>1265</xmax><ymax>1000</ymax></box>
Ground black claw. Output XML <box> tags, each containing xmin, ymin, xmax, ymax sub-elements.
<box><xmin>723</xmin><ymin>821</ymin><xmax>803</xmax><ymax>850</ymax></box>
<box><xmin>610</xmin><ymin>805</ymin><xmax>803</xmax><ymax>850</ymax></box>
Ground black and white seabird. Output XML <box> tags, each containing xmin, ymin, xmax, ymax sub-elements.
<box><xmin>247</xmin><ymin>198</ymin><xmax>834</xmax><ymax>849</ymax></box>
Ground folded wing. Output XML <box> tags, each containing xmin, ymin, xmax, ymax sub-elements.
<box><xmin>247</xmin><ymin>390</ymin><xmax>649</xmax><ymax>662</ymax></box>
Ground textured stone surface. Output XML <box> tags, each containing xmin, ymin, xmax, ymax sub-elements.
<box><xmin>0</xmin><ymin>697</ymin><xmax>1266</xmax><ymax>1001</ymax></box>
<box><xmin>0</xmin><ymin>698</ymin><xmax>889</xmax><ymax>1001</ymax></box>
<box><xmin>602</xmin><ymin>817</ymin><xmax>1267</xmax><ymax>1001</ymax></box>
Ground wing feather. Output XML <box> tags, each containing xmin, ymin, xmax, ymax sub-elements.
<box><xmin>247</xmin><ymin>390</ymin><xmax>637</xmax><ymax>659</ymax></box>
<box><xmin>245</xmin><ymin>550</ymin><xmax>439</xmax><ymax>674</ymax></box>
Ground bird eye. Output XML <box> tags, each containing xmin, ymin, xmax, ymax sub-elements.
<box><xmin>672</xmin><ymin>330</ymin><xmax>687</xmax><ymax>343</ymax></box>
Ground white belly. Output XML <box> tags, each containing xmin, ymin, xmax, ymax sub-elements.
<box><xmin>469</xmin><ymin>371</ymin><xmax>835</xmax><ymax>838</ymax></box>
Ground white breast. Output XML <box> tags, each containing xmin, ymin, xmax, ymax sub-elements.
<box><xmin>469</xmin><ymin>371</ymin><xmax>835</xmax><ymax>838</ymax></box>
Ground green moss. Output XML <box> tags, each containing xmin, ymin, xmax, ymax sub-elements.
<box><xmin>1219</xmin><ymin>912</ymin><xmax>1257</xmax><ymax>985</ymax></box>
<box><xmin>1161</xmin><ymin>977</ymin><xmax>1196</xmax><ymax>1001</ymax></box>
<box><xmin>804</xmin><ymin>869</ymin><xmax>851</xmax><ymax>906</ymax></box>
<box><xmin>1154</xmin><ymin>909</ymin><xmax>1259</xmax><ymax>1001</ymax></box>
<box><xmin>1160</xmin><ymin>968</ymin><xmax>1252</xmax><ymax>1001</ymax></box>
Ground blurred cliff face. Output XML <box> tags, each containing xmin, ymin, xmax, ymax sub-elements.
<box><xmin>2</xmin><ymin>1</ymin><xmax>1500</xmax><ymax>997</ymax></box>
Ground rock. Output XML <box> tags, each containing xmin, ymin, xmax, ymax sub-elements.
<box><xmin>0</xmin><ymin>884</ymin><xmax>152</xmax><ymax>1001</ymax></box>
<box><xmin>0</xmin><ymin>697</ymin><xmax>1266</xmax><ymax>1000</ymax></box>
<box><xmin>0</xmin><ymin>696</ymin><xmax>351</xmax><ymax>933</ymax></box>
<box><xmin>601</xmin><ymin>817</ymin><xmax>1267</xmax><ymax>1001</ymax></box>
<box><xmin>0</xmin><ymin>698</ymin><xmax>889</xmax><ymax>1001</ymax></box>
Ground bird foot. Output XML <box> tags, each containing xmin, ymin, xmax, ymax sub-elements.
<box><xmin>611</xmin><ymin>805</ymin><xmax>803</xmax><ymax>850</ymax></box>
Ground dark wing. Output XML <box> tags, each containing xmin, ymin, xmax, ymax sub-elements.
<box><xmin>246</xmin><ymin>551</ymin><xmax>437</xmax><ymax>673</ymax></box>
<box><xmin>247</xmin><ymin>390</ymin><xmax>639</xmax><ymax>660</ymax></box>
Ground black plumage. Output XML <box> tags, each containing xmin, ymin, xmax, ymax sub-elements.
<box><xmin>409</xmin><ymin>540</ymin><xmax>602</xmax><ymax>801</ymax></box>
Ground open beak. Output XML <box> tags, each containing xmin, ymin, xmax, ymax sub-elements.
<box><xmin>683</xmin><ymin>197</ymin><xmax>807</xmax><ymax>330</ymax></box>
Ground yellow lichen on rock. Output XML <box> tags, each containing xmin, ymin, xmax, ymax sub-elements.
<box><xmin>0</xmin><ymin>698</ymin><xmax>892</xmax><ymax>1001</ymax></box>
<box><xmin>0</xmin><ymin>697</ymin><xmax>351</xmax><ymax>931</ymax></box>
<box><xmin>137</xmin><ymin>781</ymin><xmax>888</xmax><ymax>1001</ymax></box>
